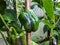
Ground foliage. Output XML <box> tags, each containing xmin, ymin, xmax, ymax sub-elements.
<box><xmin>31</xmin><ymin>36</ymin><xmax>43</xmax><ymax>43</ymax></box>
<box><xmin>0</xmin><ymin>0</ymin><xmax>6</xmax><ymax>14</ymax></box>
<box><xmin>0</xmin><ymin>0</ymin><xmax>60</xmax><ymax>45</ymax></box>
<box><xmin>42</xmin><ymin>41</ymin><xmax>49</xmax><ymax>45</ymax></box>
<box><xmin>32</xmin><ymin>0</ymin><xmax>43</xmax><ymax>8</ymax></box>
<box><xmin>32</xmin><ymin>0</ymin><xmax>60</xmax><ymax>45</ymax></box>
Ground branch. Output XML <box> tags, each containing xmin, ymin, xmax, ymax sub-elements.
<box><xmin>37</xmin><ymin>37</ymin><xmax>52</xmax><ymax>44</ymax></box>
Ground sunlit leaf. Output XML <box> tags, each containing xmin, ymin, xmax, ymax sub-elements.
<box><xmin>53</xmin><ymin>30</ymin><xmax>59</xmax><ymax>36</ymax></box>
<box><xmin>43</xmin><ymin>20</ymin><xmax>54</xmax><ymax>29</ymax></box>
<box><xmin>3</xmin><ymin>13</ymin><xmax>15</xmax><ymax>23</ymax></box>
<box><xmin>42</xmin><ymin>0</ymin><xmax>55</xmax><ymax>23</ymax></box>
<box><xmin>31</xmin><ymin>40</ymin><xmax>38</xmax><ymax>45</ymax></box>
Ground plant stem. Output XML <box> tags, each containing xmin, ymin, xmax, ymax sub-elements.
<box><xmin>25</xmin><ymin>0</ymin><xmax>31</xmax><ymax>10</ymax></box>
<box><xmin>25</xmin><ymin>0</ymin><xmax>31</xmax><ymax>45</ymax></box>
<box><xmin>38</xmin><ymin>37</ymin><xmax>52</xmax><ymax>44</ymax></box>
<box><xmin>26</xmin><ymin>32</ymin><xmax>31</xmax><ymax>45</ymax></box>
<box><xmin>21</xmin><ymin>32</ymin><xmax>26</xmax><ymax>45</ymax></box>
<box><xmin>54</xmin><ymin>17</ymin><xmax>60</xmax><ymax>28</ymax></box>
<box><xmin>0</xmin><ymin>15</ymin><xmax>10</xmax><ymax>31</ymax></box>
<box><xmin>0</xmin><ymin>30</ymin><xmax>8</xmax><ymax>45</ymax></box>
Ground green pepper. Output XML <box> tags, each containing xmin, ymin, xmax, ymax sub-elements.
<box><xmin>19</xmin><ymin>9</ymin><xmax>39</xmax><ymax>32</ymax></box>
<box><xmin>26</xmin><ymin>9</ymin><xmax>39</xmax><ymax>32</ymax></box>
<box><xmin>19</xmin><ymin>12</ymin><xmax>31</xmax><ymax>32</ymax></box>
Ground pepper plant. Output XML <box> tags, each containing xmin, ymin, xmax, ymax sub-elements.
<box><xmin>32</xmin><ymin>0</ymin><xmax>60</xmax><ymax>45</ymax></box>
<box><xmin>0</xmin><ymin>0</ymin><xmax>26</xmax><ymax>45</ymax></box>
<box><xmin>0</xmin><ymin>0</ymin><xmax>39</xmax><ymax>45</ymax></box>
<box><xmin>0</xmin><ymin>0</ymin><xmax>60</xmax><ymax>45</ymax></box>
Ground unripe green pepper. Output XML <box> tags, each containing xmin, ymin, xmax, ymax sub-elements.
<box><xmin>26</xmin><ymin>9</ymin><xmax>39</xmax><ymax>32</ymax></box>
<box><xmin>26</xmin><ymin>10</ymin><xmax>38</xmax><ymax>21</ymax></box>
<box><xmin>19</xmin><ymin>12</ymin><xmax>31</xmax><ymax>32</ymax></box>
<box><xmin>19</xmin><ymin>10</ymin><xmax>39</xmax><ymax>32</ymax></box>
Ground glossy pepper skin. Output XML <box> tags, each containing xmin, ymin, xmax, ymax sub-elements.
<box><xmin>19</xmin><ymin>9</ymin><xmax>39</xmax><ymax>32</ymax></box>
<box><xmin>26</xmin><ymin>9</ymin><xmax>39</xmax><ymax>32</ymax></box>
<box><xmin>19</xmin><ymin>12</ymin><xmax>31</xmax><ymax>32</ymax></box>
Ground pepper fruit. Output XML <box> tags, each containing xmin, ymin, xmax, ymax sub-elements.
<box><xmin>19</xmin><ymin>9</ymin><xmax>39</xmax><ymax>32</ymax></box>
<box><xmin>26</xmin><ymin>9</ymin><xmax>39</xmax><ymax>32</ymax></box>
<box><xmin>19</xmin><ymin>12</ymin><xmax>31</xmax><ymax>32</ymax></box>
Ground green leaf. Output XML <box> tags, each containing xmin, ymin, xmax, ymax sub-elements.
<box><xmin>55</xmin><ymin>2</ymin><xmax>60</xmax><ymax>8</ymax></box>
<box><xmin>43</xmin><ymin>25</ymin><xmax>50</xmax><ymax>33</ymax></box>
<box><xmin>53</xmin><ymin>30</ymin><xmax>59</xmax><ymax>36</ymax></box>
<box><xmin>10</xmin><ymin>19</ymin><xmax>21</xmax><ymax>31</ymax></box>
<box><xmin>3</xmin><ymin>12</ymin><xmax>16</xmax><ymax>23</ymax></box>
<box><xmin>42</xmin><ymin>0</ymin><xmax>55</xmax><ymax>23</ymax></box>
<box><xmin>42</xmin><ymin>41</ymin><xmax>49</xmax><ymax>45</ymax></box>
<box><xmin>54</xmin><ymin>8</ymin><xmax>60</xmax><ymax>16</ymax></box>
<box><xmin>31</xmin><ymin>36</ymin><xmax>43</xmax><ymax>43</ymax></box>
<box><xmin>31</xmin><ymin>40</ymin><xmax>38</xmax><ymax>45</ymax></box>
<box><xmin>43</xmin><ymin>20</ymin><xmax>54</xmax><ymax>29</ymax></box>
<box><xmin>32</xmin><ymin>0</ymin><xmax>43</xmax><ymax>8</ymax></box>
